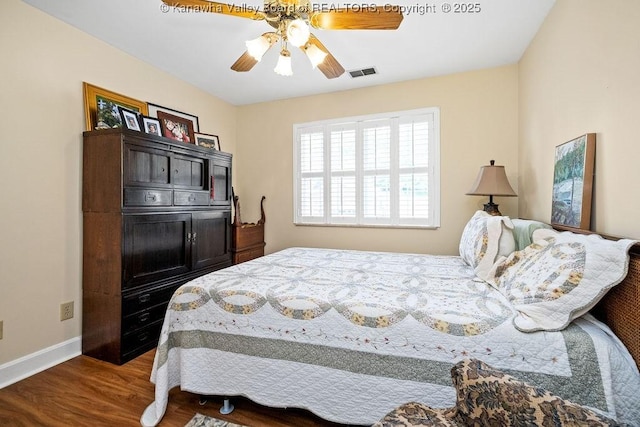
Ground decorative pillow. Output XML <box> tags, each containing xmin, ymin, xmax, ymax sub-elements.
<box><xmin>451</xmin><ymin>358</ymin><xmax>623</xmax><ymax>426</ymax></box>
<box><xmin>459</xmin><ymin>210</ymin><xmax>515</xmax><ymax>279</ymax></box>
<box><xmin>511</xmin><ymin>218</ymin><xmax>553</xmax><ymax>250</ymax></box>
<box><xmin>372</xmin><ymin>402</ymin><xmax>463</xmax><ymax>427</ymax></box>
<box><xmin>486</xmin><ymin>230</ymin><xmax>636</xmax><ymax>332</ymax></box>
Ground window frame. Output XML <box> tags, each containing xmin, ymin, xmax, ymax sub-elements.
<box><xmin>293</xmin><ymin>107</ymin><xmax>440</xmax><ymax>229</ymax></box>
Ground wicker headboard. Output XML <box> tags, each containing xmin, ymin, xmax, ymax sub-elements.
<box><xmin>552</xmin><ymin>226</ymin><xmax>640</xmax><ymax>369</ymax></box>
<box><xmin>593</xmin><ymin>246</ymin><xmax>640</xmax><ymax>369</ymax></box>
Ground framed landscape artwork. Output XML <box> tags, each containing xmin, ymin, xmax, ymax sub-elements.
<box><xmin>83</xmin><ymin>82</ymin><xmax>148</xmax><ymax>131</ymax></box>
<box><xmin>551</xmin><ymin>133</ymin><xmax>596</xmax><ymax>230</ymax></box>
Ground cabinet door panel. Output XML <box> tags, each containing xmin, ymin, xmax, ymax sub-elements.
<box><xmin>192</xmin><ymin>211</ymin><xmax>231</xmax><ymax>270</ymax></box>
<box><xmin>124</xmin><ymin>145</ymin><xmax>170</xmax><ymax>186</ymax></box>
<box><xmin>172</xmin><ymin>155</ymin><xmax>204</xmax><ymax>189</ymax></box>
<box><xmin>123</xmin><ymin>213</ymin><xmax>191</xmax><ymax>288</ymax></box>
<box><xmin>211</xmin><ymin>164</ymin><xmax>231</xmax><ymax>206</ymax></box>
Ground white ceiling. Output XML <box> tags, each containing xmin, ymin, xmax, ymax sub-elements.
<box><xmin>23</xmin><ymin>0</ymin><xmax>556</xmax><ymax>106</ymax></box>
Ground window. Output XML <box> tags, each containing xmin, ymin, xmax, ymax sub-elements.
<box><xmin>294</xmin><ymin>108</ymin><xmax>440</xmax><ymax>228</ymax></box>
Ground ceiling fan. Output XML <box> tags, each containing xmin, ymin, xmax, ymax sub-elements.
<box><xmin>160</xmin><ymin>0</ymin><xmax>404</xmax><ymax>78</ymax></box>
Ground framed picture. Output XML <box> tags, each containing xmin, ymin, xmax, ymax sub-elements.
<box><xmin>551</xmin><ymin>133</ymin><xmax>596</xmax><ymax>230</ymax></box>
<box><xmin>147</xmin><ymin>103</ymin><xmax>199</xmax><ymax>133</ymax></box>
<box><xmin>83</xmin><ymin>82</ymin><xmax>148</xmax><ymax>131</ymax></box>
<box><xmin>141</xmin><ymin>116</ymin><xmax>162</xmax><ymax>136</ymax></box>
<box><xmin>119</xmin><ymin>107</ymin><xmax>142</xmax><ymax>131</ymax></box>
<box><xmin>195</xmin><ymin>132</ymin><xmax>220</xmax><ymax>150</ymax></box>
<box><xmin>157</xmin><ymin>110</ymin><xmax>195</xmax><ymax>144</ymax></box>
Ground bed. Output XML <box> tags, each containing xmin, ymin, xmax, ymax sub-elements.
<box><xmin>141</xmin><ymin>214</ymin><xmax>640</xmax><ymax>426</ymax></box>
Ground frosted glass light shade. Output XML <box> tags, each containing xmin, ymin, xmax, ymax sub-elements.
<box><xmin>304</xmin><ymin>44</ymin><xmax>327</xmax><ymax>68</ymax></box>
<box><xmin>274</xmin><ymin>50</ymin><xmax>293</xmax><ymax>76</ymax></box>
<box><xmin>286</xmin><ymin>19</ymin><xmax>310</xmax><ymax>47</ymax></box>
<box><xmin>246</xmin><ymin>36</ymin><xmax>271</xmax><ymax>61</ymax></box>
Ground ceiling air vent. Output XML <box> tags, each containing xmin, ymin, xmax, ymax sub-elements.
<box><xmin>348</xmin><ymin>67</ymin><xmax>377</xmax><ymax>78</ymax></box>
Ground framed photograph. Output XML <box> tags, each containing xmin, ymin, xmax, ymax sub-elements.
<box><xmin>147</xmin><ymin>103</ymin><xmax>199</xmax><ymax>133</ymax></box>
<box><xmin>195</xmin><ymin>132</ymin><xmax>220</xmax><ymax>150</ymax></box>
<box><xmin>83</xmin><ymin>82</ymin><xmax>148</xmax><ymax>131</ymax></box>
<box><xmin>119</xmin><ymin>107</ymin><xmax>142</xmax><ymax>131</ymax></box>
<box><xmin>157</xmin><ymin>110</ymin><xmax>195</xmax><ymax>144</ymax></box>
<box><xmin>141</xmin><ymin>116</ymin><xmax>162</xmax><ymax>136</ymax></box>
<box><xmin>551</xmin><ymin>133</ymin><xmax>596</xmax><ymax>230</ymax></box>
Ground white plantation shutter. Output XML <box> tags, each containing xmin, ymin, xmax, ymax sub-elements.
<box><xmin>362</xmin><ymin>120</ymin><xmax>391</xmax><ymax>222</ymax></box>
<box><xmin>330</xmin><ymin>125</ymin><xmax>357</xmax><ymax>220</ymax></box>
<box><xmin>294</xmin><ymin>108</ymin><xmax>440</xmax><ymax>228</ymax></box>
<box><xmin>298</xmin><ymin>128</ymin><xmax>324</xmax><ymax>220</ymax></box>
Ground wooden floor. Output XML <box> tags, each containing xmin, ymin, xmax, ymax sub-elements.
<box><xmin>0</xmin><ymin>350</ymin><xmax>350</xmax><ymax>427</ymax></box>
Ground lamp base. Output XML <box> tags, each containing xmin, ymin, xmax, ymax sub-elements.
<box><xmin>483</xmin><ymin>202</ymin><xmax>502</xmax><ymax>216</ymax></box>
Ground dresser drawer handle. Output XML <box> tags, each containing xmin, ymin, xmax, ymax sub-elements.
<box><xmin>145</xmin><ymin>192</ymin><xmax>157</xmax><ymax>202</ymax></box>
<box><xmin>138</xmin><ymin>312</ymin><xmax>151</xmax><ymax>323</ymax></box>
<box><xmin>137</xmin><ymin>332</ymin><xmax>150</xmax><ymax>342</ymax></box>
<box><xmin>138</xmin><ymin>294</ymin><xmax>151</xmax><ymax>304</ymax></box>
<box><xmin>188</xmin><ymin>193</ymin><xmax>197</xmax><ymax>202</ymax></box>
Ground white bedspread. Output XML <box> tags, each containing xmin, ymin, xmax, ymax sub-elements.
<box><xmin>141</xmin><ymin>248</ymin><xmax>640</xmax><ymax>426</ymax></box>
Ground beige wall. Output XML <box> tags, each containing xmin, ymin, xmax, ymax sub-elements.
<box><xmin>0</xmin><ymin>0</ymin><xmax>237</xmax><ymax>364</ymax></box>
<box><xmin>519</xmin><ymin>0</ymin><xmax>640</xmax><ymax>238</ymax></box>
<box><xmin>236</xmin><ymin>65</ymin><xmax>519</xmax><ymax>256</ymax></box>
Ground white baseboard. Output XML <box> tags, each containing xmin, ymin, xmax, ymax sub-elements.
<box><xmin>0</xmin><ymin>336</ymin><xmax>82</xmax><ymax>389</ymax></box>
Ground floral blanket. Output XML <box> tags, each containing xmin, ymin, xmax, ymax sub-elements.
<box><xmin>141</xmin><ymin>248</ymin><xmax>640</xmax><ymax>426</ymax></box>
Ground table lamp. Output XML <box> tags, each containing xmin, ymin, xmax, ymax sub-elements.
<box><xmin>466</xmin><ymin>160</ymin><xmax>517</xmax><ymax>216</ymax></box>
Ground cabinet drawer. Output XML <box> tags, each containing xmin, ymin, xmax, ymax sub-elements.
<box><xmin>122</xmin><ymin>302</ymin><xmax>170</xmax><ymax>335</ymax></box>
<box><xmin>122</xmin><ymin>284</ymin><xmax>179</xmax><ymax>317</ymax></box>
<box><xmin>174</xmin><ymin>190</ymin><xmax>210</xmax><ymax>206</ymax></box>
<box><xmin>234</xmin><ymin>246</ymin><xmax>264</xmax><ymax>264</ymax></box>
<box><xmin>233</xmin><ymin>224</ymin><xmax>264</xmax><ymax>249</ymax></box>
<box><xmin>121</xmin><ymin>320</ymin><xmax>163</xmax><ymax>359</ymax></box>
<box><xmin>124</xmin><ymin>188</ymin><xmax>172</xmax><ymax>207</ymax></box>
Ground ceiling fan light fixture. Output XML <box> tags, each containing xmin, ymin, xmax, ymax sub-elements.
<box><xmin>304</xmin><ymin>43</ymin><xmax>327</xmax><ymax>68</ymax></box>
<box><xmin>274</xmin><ymin>49</ymin><xmax>293</xmax><ymax>76</ymax></box>
<box><xmin>246</xmin><ymin>35</ymin><xmax>272</xmax><ymax>61</ymax></box>
<box><xmin>286</xmin><ymin>19</ymin><xmax>310</xmax><ymax>47</ymax></box>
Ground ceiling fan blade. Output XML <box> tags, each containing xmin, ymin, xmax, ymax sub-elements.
<box><xmin>309</xmin><ymin>6</ymin><xmax>403</xmax><ymax>30</ymax></box>
<box><xmin>230</xmin><ymin>52</ymin><xmax>258</xmax><ymax>72</ymax></box>
<box><xmin>161</xmin><ymin>0</ymin><xmax>265</xmax><ymax>20</ymax></box>
<box><xmin>306</xmin><ymin>35</ymin><xmax>345</xmax><ymax>79</ymax></box>
<box><xmin>231</xmin><ymin>32</ymin><xmax>278</xmax><ymax>72</ymax></box>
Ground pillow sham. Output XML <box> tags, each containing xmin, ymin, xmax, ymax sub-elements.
<box><xmin>459</xmin><ymin>210</ymin><xmax>515</xmax><ymax>279</ymax></box>
<box><xmin>511</xmin><ymin>218</ymin><xmax>553</xmax><ymax>251</ymax></box>
<box><xmin>486</xmin><ymin>230</ymin><xmax>636</xmax><ymax>332</ymax></box>
<box><xmin>451</xmin><ymin>359</ymin><xmax>622</xmax><ymax>426</ymax></box>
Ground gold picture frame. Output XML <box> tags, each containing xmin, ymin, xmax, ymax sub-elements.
<box><xmin>83</xmin><ymin>82</ymin><xmax>148</xmax><ymax>131</ymax></box>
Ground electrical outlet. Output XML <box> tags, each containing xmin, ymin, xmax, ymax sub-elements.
<box><xmin>60</xmin><ymin>301</ymin><xmax>74</xmax><ymax>321</ymax></box>
<box><xmin>0</xmin><ymin>320</ymin><xmax>3</xmax><ymax>340</ymax></box>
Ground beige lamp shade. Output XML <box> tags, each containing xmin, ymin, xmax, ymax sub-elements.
<box><xmin>466</xmin><ymin>160</ymin><xmax>516</xmax><ymax>215</ymax></box>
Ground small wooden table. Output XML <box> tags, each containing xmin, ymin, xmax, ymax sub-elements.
<box><xmin>232</xmin><ymin>195</ymin><xmax>265</xmax><ymax>264</ymax></box>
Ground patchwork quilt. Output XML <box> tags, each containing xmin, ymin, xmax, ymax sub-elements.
<box><xmin>141</xmin><ymin>248</ymin><xmax>640</xmax><ymax>426</ymax></box>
